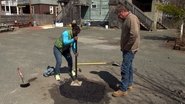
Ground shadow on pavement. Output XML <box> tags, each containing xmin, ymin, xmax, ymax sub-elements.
<box><xmin>143</xmin><ymin>35</ymin><xmax>175</xmax><ymax>41</ymax></box>
<box><xmin>59</xmin><ymin>66</ymin><xmax>70</xmax><ymax>73</ymax></box>
<box><xmin>90</xmin><ymin>71</ymin><xmax>120</xmax><ymax>91</ymax></box>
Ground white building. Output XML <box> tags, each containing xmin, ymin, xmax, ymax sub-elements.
<box><xmin>1</xmin><ymin>0</ymin><xmax>19</xmax><ymax>15</ymax></box>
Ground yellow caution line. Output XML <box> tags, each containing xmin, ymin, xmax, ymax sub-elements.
<box><xmin>77</xmin><ymin>62</ymin><xmax>108</xmax><ymax>65</ymax></box>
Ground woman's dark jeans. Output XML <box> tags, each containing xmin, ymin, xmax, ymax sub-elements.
<box><xmin>53</xmin><ymin>46</ymin><xmax>73</xmax><ymax>74</ymax></box>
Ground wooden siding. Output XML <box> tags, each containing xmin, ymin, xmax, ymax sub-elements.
<box><xmin>0</xmin><ymin>14</ymin><xmax>54</xmax><ymax>26</ymax></box>
<box><xmin>34</xmin><ymin>4</ymin><xmax>49</xmax><ymax>14</ymax></box>
<box><xmin>90</xmin><ymin>0</ymin><xmax>109</xmax><ymax>21</ymax></box>
<box><xmin>33</xmin><ymin>4</ymin><xmax>57</xmax><ymax>18</ymax></box>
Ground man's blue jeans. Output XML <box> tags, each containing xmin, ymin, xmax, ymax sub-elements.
<box><xmin>120</xmin><ymin>50</ymin><xmax>135</xmax><ymax>91</ymax></box>
<box><xmin>53</xmin><ymin>46</ymin><xmax>73</xmax><ymax>74</ymax></box>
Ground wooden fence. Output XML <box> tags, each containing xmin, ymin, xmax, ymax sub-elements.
<box><xmin>0</xmin><ymin>14</ymin><xmax>55</xmax><ymax>26</ymax></box>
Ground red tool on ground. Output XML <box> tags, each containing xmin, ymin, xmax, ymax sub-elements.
<box><xmin>17</xmin><ymin>67</ymin><xmax>30</xmax><ymax>88</ymax></box>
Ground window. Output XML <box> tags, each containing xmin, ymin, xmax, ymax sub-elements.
<box><xmin>92</xmin><ymin>5</ymin><xmax>96</xmax><ymax>8</ymax></box>
<box><xmin>133</xmin><ymin>0</ymin><xmax>152</xmax><ymax>12</ymax></box>
<box><xmin>31</xmin><ymin>6</ymin><xmax>34</xmax><ymax>14</ymax></box>
<box><xmin>50</xmin><ymin>6</ymin><xmax>54</xmax><ymax>14</ymax></box>
<box><xmin>55</xmin><ymin>7</ymin><xmax>58</xmax><ymax>16</ymax></box>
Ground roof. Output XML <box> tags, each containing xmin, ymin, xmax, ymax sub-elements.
<box><xmin>18</xmin><ymin>0</ymin><xmax>58</xmax><ymax>6</ymax></box>
<box><xmin>109</xmin><ymin>0</ymin><xmax>118</xmax><ymax>5</ymax></box>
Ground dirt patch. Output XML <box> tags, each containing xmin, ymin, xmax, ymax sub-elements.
<box><xmin>160</xmin><ymin>37</ymin><xmax>185</xmax><ymax>52</ymax></box>
<box><xmin>49</xmin><ymin>76</ymin><xmax>111</xmax><ymax>104</ymax></box>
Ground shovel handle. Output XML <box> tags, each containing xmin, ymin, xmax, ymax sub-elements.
<box><xmin>75</xmin><ymin>40</ymin><xmax>78</xmax><ymax>78</ymax></box>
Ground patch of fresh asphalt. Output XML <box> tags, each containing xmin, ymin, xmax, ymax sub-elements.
<box><xmin>0</xmin><ymin>27</ymin><xmax>185</xmax><ymax>104</ymax></box>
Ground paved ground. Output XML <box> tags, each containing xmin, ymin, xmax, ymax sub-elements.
<box><xmin>0</xmin><ymin>26</ymin><xmax>185</xmax><ymax>104</ymax></box>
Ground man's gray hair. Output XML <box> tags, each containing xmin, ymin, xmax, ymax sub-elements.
<box><xmin>115</xmin><ymin>4</ymin><xmax>129</xmax><ymax>14</ymax></box>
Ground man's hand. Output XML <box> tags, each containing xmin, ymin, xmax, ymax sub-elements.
<box><xmin>74</xmin><ymin>36</ymin><xmax>78</xmax><ymax>41</ymax></box>
<box><xmin>133</xmin><ymin>50</ymin><xmax>137</xmax><ymax>54</ymax></box>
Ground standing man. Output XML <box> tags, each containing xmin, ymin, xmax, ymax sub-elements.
<box><xmin>112</xmin><ymin>4</ymin><xmax>140</xmax><ymax>97</ymax></box>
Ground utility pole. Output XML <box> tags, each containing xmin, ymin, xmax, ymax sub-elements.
<box><xmin>29</xmin><ymin>0</ymin><xmax>33</xmax><ymax>25</ymax></box>
<box><xmin>29</xmin><ymin>0</ymin><xmax>32</xmax><ymax>14</ymax></box>
<box><xmin>8</xmin><ymin>0</ymin><xmax>11</xmax><ymax>15</ymax></box>
<box><xmin>0</xmin><ymin>0</ymin><xmax>1</xmax><ymax>21</ymax></box>
<box><xmin>0</xmin><ymin>0</ymin><xmax>2</xmax><ymax>15</ymax></box>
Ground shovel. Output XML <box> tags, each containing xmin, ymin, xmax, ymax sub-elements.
<box><xmin>70</xmin><ymin>39</ymin><xmax>82</xmax><ymax>86</ymax></box>
<box><xmin>17</xmin><ymin>67</ymin><xmax>30</xmax><ymax>88</ymax></box>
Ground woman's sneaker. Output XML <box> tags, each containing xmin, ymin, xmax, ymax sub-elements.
<box><xmin>71</xmin><ymin>70</ymin><xmax>76</xmax><ymax>76</ymax></box>
<box><xmin>69</xmin><ymin>70</ymin><xmax>76</xmax><ymax>79</ymax></box>
<box><xmin>55</xmin><ymin>74</ymin><xmax>61</xmax><ymax>81</ymax></box>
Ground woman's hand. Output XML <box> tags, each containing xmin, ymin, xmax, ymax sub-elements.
<box><xmin>74</xmin><ymin>52</ymin><xmax>79</xmax><ymax>56</ymax></box>
<box><xmin>74</xmin><ymin>36</ymin><xmax>78</xmax><ymax>41</ymax></box>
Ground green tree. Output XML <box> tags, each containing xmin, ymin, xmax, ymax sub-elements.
<box><xmin>157</xmin><ymin>4</ymin><xmax>185</xmax><ymax>20</ymax></box>
<box><xmin>157</xmin><ymin>3</ymin><xmax>185</xmax><ymax>41</ymax></box>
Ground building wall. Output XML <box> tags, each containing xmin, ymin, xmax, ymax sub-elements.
<box><xmin>34</xmin><ymin>4</ymin><xmax>49</xmax><ymax>14</ymax></box>
<box><xmin>18</xmin><ymin>0</ymin><xmax>58</xmax><ymax>5</ymax></box>
<box><xmin>57</xmin><ymin>0</ymin><xmax>109</xmax><ymax>23</ymax></box>
<box><xmin>90</xmin><ymin>0</ymin><xmax>109</xmax><ymax>21</ymax></box>
<box><xmin>17</xmin><ymin>0</ymin><xmax>58</xmax><ymax>15</ymax></box>
<box><xmin>1</xmin><ymin>0</ymin><xmax>18</xmax><ymax>15</ymax></box>
<box><xmin>80</xmin><ymin>0</ymin><xmax>91</xmax><ymax>5</ymax></box>
<box><xmin>19</xmin><ymin>4</ymin><xmax>57</xmax><ymax>16</ymax></box>
<box><xmin>81</xmin><ymin>6</ymin><xmax>90</xmax><ymax>20</ymax></box>
<box><xmin>79</xmin><ymin>0</ymin><xmax>91</xmax><ymax>20</ymax></box>
<box><xmin>0</xmin><ymin>14</ymin><xmax>54</xmax><ymax>25</ymax></box>
<box><xmin>109</xmin><ymin>0</ymin><xmax>163</xmax><ymax>30</ymax></box>
<box><xmin>32</xmin><ymin>0</ymin><xmax>58</xmax><ymax>5</ymax></box>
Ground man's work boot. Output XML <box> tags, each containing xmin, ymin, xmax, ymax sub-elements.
<box><xmin>55</xmin><ymin>74</ymin><xmax>61</xmax><ymax>81</ymax></box>
<box><xmin>112</xmin><ymin>90</ymin><xmax>128</xmax><ymax>97</ymax></box>
<box><xmin>128</xmin><ymin>85</ymin><xmax>133</xmax><ymax>91</ymax></box>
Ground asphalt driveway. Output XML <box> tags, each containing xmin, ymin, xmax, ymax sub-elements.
<box><xmin>0</xmin><ymin>26</ymin><xmax>185</xmax><ymax>104</ymax></box>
